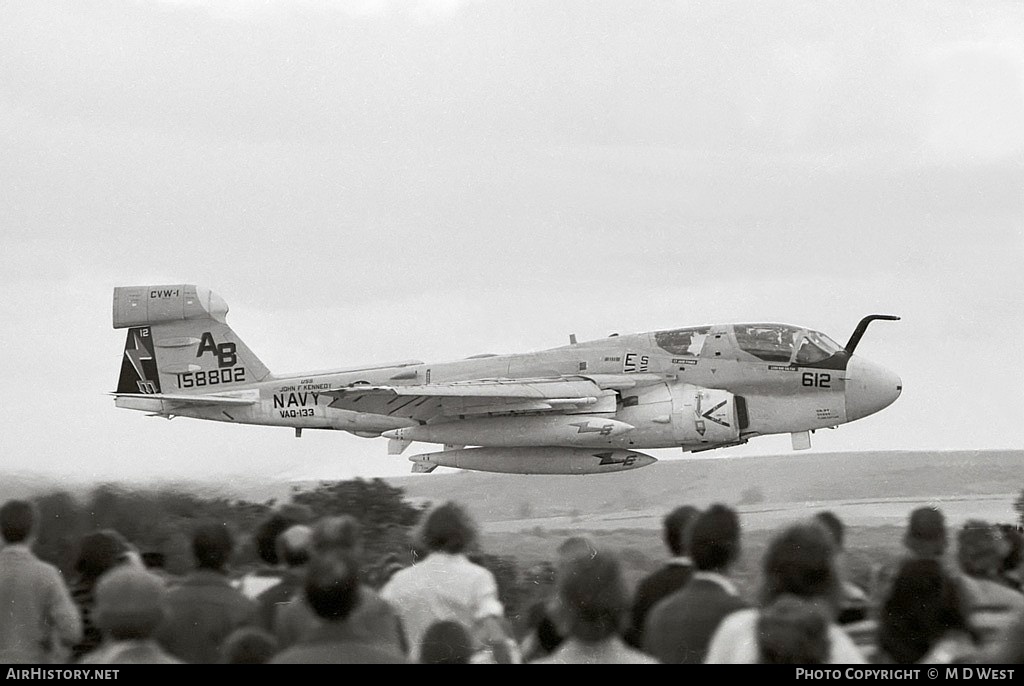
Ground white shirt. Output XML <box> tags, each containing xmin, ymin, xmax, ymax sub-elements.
<box><xmin>704</xmin><ymin>608</ymin><xmax>867</xmax><ymax>664</ymax></box>
<box><xmin>534</xmin><ymin>637</ymin><xmax>658</xmax><ymax>665</ymax></box>
<box><xmin>380</xmin><ymin>552</ymin><xmax>504</xmax><ymax>661</ymax></box>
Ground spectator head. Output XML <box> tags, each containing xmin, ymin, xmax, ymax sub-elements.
<box><xmin>219</xmin><ymin>627</ymin><xmax>279</xmax><ymax>664</ymax></box>
<box><xmin>311</xmin><ymin>515</ymin><xmax>362</xmax><ymax>556</ymax></box>
<box><xmin>663</xmin><ymin>505</ymin><xmax>700</xmax><ymax>557</ymax></box>
<box><xmin>957</xmin><ymin>520</ymin><xmax>1008</xmax><ymax>580</ymax></box>
<box><xmin>757</xmin><ymin>594</ymin><xmax>831</xmax><ymax>664</ymax></box>
<box><xmin>276</xmin><ymin>525</ymin><xmax>312</xmax><ymax>568</ymax></box>
<box><xmin>376</xmin><ymin>553</ymin><xmax>406</xmax><ymax>586</ymax></box>
<box><xmin>761</xmin><ymin>521</ymin><xmax>840</xmax><ymax>611</ymax></box>
<box><xmin>75</xmin><ymin>530</ymin><xmax>129</xmax><ymax>582</ymax></box>
<box><xmin>254</xmin><ymin>514</ymin><xmax>294</xmax><ymax>566</ymax></box>
<box><xmin>304</xmin><ymin>552</ymin><xmax>361</xmax><ymax>622</ymax></box>
<box><xmin>93</xmin><ymin>567</ymin><xmax>166</xmax><ymax>640</ymax></box>
<box><xmin>814</xmin><ymin>511</ymin><xmax>846</xmax><ymax>551</ymax></box>
<box><xmin>276</xmin><ymin>503</ymin><xmax>315</xmax><ymax>525</ymax></box>
<box><xmin>419</xmin><ymin>620</ymin><xmax>475</xmax><ymax>664</ymax></box>
<box><xmin>417</xmin><ymin>502</ymin><xmax>477</xmax><ymax>555</ymax></box>
<box><xmin>0</xmin><ymin>500</ymin><xmax>36</xmax><ymax>544</ymax></box>
<box><xmin>253</xmin><ymin>505</ymin><xmax>314</xmax><ymax>566</ymax></box>
<box><xmin>554</xmin><ymin>548</ymin><xmax>629</xmax><ymax>643</ymax></box>
<box><xmin>97</xmin><ymin>529</ymin><xmax>144</xmax><ymax>569</ymax></box>
<box><xmin>904</xmin><ymin>506</ymin><xmax>948</xmax><ymax>558</ymax></box>
<box><xmin>878</xmin><ymin>558</ymin><xmax>975</xmax><ymax>664</ymax></box>
<box><xmin>690</xmin><ymin>504</ymin><xmax>741</xmax><ymax>573</ymax></box>
<box><xmin>556</xmin><ymin>536</ymin><xmax>597</xmax><ymax>568</ymax></box>
<box><xmin>192</xmin><ymin>521</ymin><xmax>234</xmax><ymax>572</ymax></box>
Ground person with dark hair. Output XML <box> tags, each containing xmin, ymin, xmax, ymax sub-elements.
<box><xmin>238</xmin><ymin>504</ymin><xmax>314</xmax><ymax>600</ymax></box>
<box><xmin>218</xmin><ymin>627</ymin><xmax>279</xmax><ymax>664</ymax></box>
<box><xmin>876</xmin><ymin>558</ymin><xmax>978</xmax><ymax>664</ymax></box>
<box><xmin>70</xmin><ymin>530</ymin><xmax>132</xmax><ymax>660</ymax></box>
<box><xmin>706</xmin><ymin>520</ymin><xmax>866</xmax><ymax>663</ymax></box>
<box><xmin>871</xmin><ymin>506</ymin><xmax>952</xmax><ymax>608</ymax></box>
<box><xmin>955</xmin><ymin>521</ymin><xmax>1024</xmax><ymax>645</ymax></box>
<box><xmin>0</xmin><ymin>499</ymin><xmax>82</xmax><ymax>663</ymax></box>
<box><xmin>274</xmin><ymin>516</ymin><xmax>405</xmax><ymax>654</ymax></box>
<box><xmin>80</xmin><ymin>567</ymin><xmax>179</xmax><ymax>664</ymax></box>
<box><xmin>626</xmin><ymin>505</ymin><xmax>700</xmax><ymax>648</ymax></box>
<box><xmin>814</xmin><ymin>510</ymin><xmax>870</xmax><ymax>624</ymax></box>
<box><xmin>519</xmin><ymin>536</ymin><xmax>597</xmax><ymax>661</ymax></box>
<box><xmin>957</xmin><ymin>521</ymin><xmax>1024</xmax><ymax>612</ymax></box>
<box><xmin>643</xmin><ymin>504</ymin><xmax>749</xmax><ymax>663</ymax></box>
<box><xmin>255</xmin><ymin>525</ymin><xmax>311</xmax><ymax>631</ymax></box>
<box><xmin>271</xmin><ymin>553</ymin><xmax>408</xmax><ymax>663</ymax></box>
<box><xmin>156</xmin><ymin>521</ymin><xmax>257</xmax><ymax>663</ymax></box>
<box><xmin>757</xmin><ymin>594</ymin><xmax>831</xmax><ymax>664</ymax></box>
<box><xmin>420</xmin><ymin>620</ymin><xmax>475</xmax><ymax>664</ymax></box>
<box><xmin>381</xmin><ymin>502</ymin><xmax>511</xmax><ymax>661</ymax></box>
<box><xmin>534</xmin><ymin>547</ymin><xmax>656</xmax><ymax>664</ymax></box>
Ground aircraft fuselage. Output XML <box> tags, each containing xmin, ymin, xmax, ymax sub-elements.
<box><xmin>113</xmin><ymin>285</ymin><xmax>901</xmax><ymax>473</ymax></box>
<box><xmin>117</xmin><ymin>323</ymin><xmax>900</xmax><ymax>451</ymax></box>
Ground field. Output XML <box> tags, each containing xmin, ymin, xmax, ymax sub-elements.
<box><xmin>392</xmin><ymin>449</ymin><xmax>1022</xmax><ymax>524</ymax></box>
<box><xmin>394</xmin><ymin>449</ymin><xmax>1023</xmax><ymax>610</ymax></box>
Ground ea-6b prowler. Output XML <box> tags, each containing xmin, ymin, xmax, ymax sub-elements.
<box><xmin>112</xmin><ymin>285</ymin><xmax>901</xmax><ymax>475</ymax></box>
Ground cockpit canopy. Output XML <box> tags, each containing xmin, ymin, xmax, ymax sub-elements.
<box><xmin>654</xmin><ymin>323</ymin><xmax>843</xmax><ymax>364</ymax></box>
<box><xmin>654</xmin><ymin>327</ymin><xmax>710</xmax><ymax>356</ymax></box>
<box><xmin>734</xmin><ymin>324</ymin><xmax>843</xmax><ymax>364</ymax></box>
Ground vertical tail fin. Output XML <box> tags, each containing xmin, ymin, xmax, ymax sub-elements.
<box><xmin>113</xmin><ymin>285</ymin><xmax>271</xmax><ymax>394</ymax></box>
<box><xmin>117</xmin><ymin>326</ymin><xmax>163</xmax><ymax>394</ymax></box>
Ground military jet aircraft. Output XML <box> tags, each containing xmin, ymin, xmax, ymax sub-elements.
<box><xmin>112</xmin><ymin>285</ymin><xmax>901</xmax><ymax>474</ymax></box>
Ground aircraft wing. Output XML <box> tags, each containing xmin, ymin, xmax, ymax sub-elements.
<box><xmin>321</xmin><ymin>377</ymin><xmax>609</xmax><ymax>422</ymax></box>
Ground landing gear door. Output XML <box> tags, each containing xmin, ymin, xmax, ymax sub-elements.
<box><xmin>671</xmin><ymin>386</ymin><xmax>741</xmax><ymax>444</ymax></box>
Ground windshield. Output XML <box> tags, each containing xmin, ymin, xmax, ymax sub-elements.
<box><xmin>794</xmin><ymin>331</ymin><xmax>843</xmax><ymax>364</ymax></box>
<box><xmin>734</xmin><ymin>324</ymin><xmax>802</xmax><ymax>362</ymax></box>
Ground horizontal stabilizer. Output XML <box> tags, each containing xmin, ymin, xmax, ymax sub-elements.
<box><xmin>113</xmin><ymin>392</ymin><xmax>259</xmax><ymax>410</ymax></box>
<box><xmin>411</xmin><ymin>462</ymin><xmax>438</xmax><ymax>474</ymax></box>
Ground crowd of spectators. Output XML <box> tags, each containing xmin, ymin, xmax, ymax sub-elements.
<box><xmin>0</xmin><ymin>494</ymin><xmax>1021</xmax><ymax>665</ymax></box>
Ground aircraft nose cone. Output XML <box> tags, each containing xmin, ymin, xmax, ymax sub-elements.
<box><xmin>845</xmin><ymin>355</ymin><xmax>902</xmax><ymax>422</ymax></box>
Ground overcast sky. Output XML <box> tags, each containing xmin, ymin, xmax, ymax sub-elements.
<box><xmin>1</xmin><ymin>0</ymin><xmax>1021</xmax><ymax>487</ymax></box>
